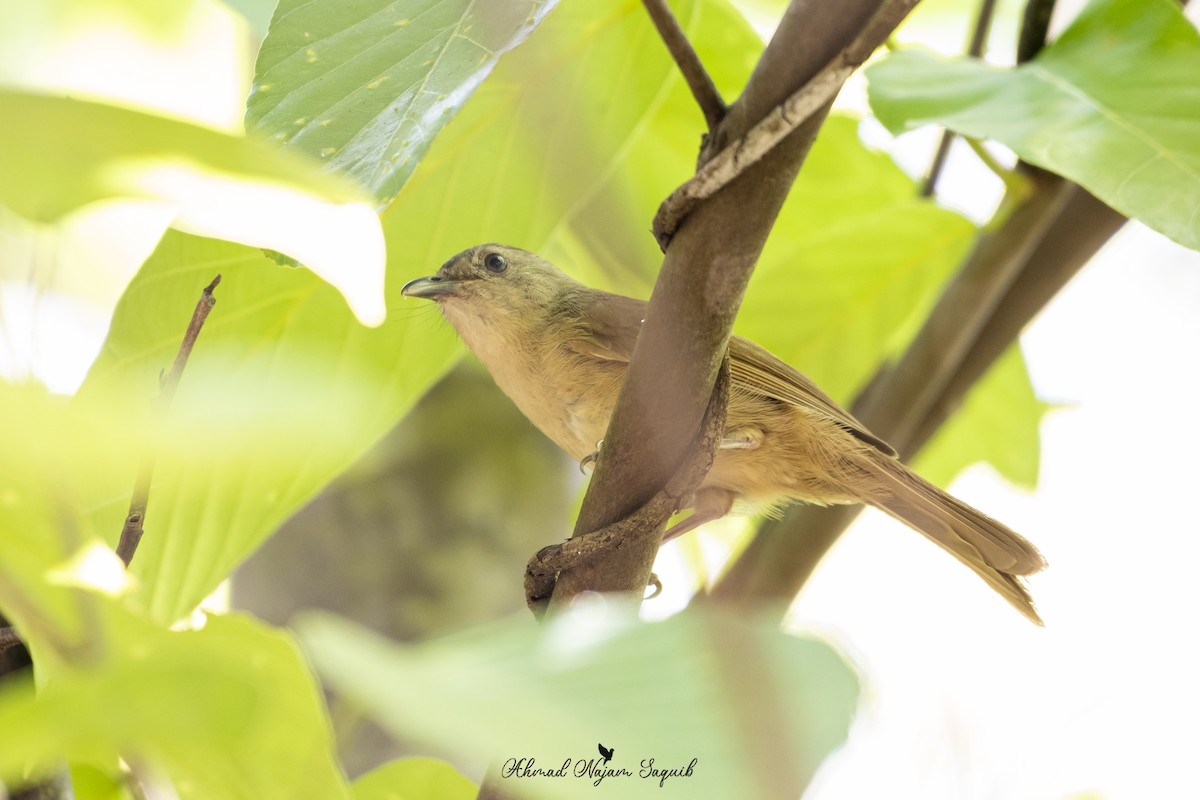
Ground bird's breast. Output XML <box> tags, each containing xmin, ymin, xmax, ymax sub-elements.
<box><xmin>464</xmin><ymin>335</ymin><xmax>619</xmax><ymax>461</ymax></box>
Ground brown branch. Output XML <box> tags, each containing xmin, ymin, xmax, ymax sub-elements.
<box><xmin>543</xmin><ymin>0</ymin><xmax>915</xmax><ymax>614</ymax></box>
<box><xmin>642</xmin><ymin>0</ymin><xmax>726</xmax><ymax>129</ymax></box>
<box><xmin>920</xmin><ymin>0</ymin><xmax>999</xmax><ymax>196</ymax></box>
<box><xmin>652</xmin><ymin>0</ymin><xmax>922</xmax><ymax>249</ymax></box>
<box><xmin>0</xmin><ymin>625</ymin><xmax>20</xmax><ymax>652</ymax></box>
<box><xmin>116</xmin><ymin>275</ymin><xmax>221</xmax><ymax>567</ymax></box>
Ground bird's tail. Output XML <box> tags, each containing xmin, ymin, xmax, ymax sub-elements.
<box><xmin>862</xmin><ymin>454</ymin><xmax>1047</xmax><ymax>625</ymax></box>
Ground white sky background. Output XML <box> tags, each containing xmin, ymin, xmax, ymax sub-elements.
<box><xmin>2</xmin><ymin>2</ymin><xmax>1198</xmax><ymax>799</ymax></box>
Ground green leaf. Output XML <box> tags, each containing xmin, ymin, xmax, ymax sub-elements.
<box><xmin>73</xmin><ymin>232</ymin><xmax>458</xmax><ymax>623</ymax></box>
<box><xmin>246</xmin><ymin>0</ymin><xmax>558</xmax><ymax>207</ymax></box>
<box><xmin>0</xmin><ymin>606</ymin><xmax>350</xmax><ymax>800</ymax></box>
<box><xmin>301</xmin><ymin>606</ymin><xmax>859</xmax><ymax>800</ymax></box>
<box><xmin>867</xmin><ymin>0</ymin><xmax>1200</xmax><ymax>250</ymax></box>
<box><xmin>0</xmin><ymin>89</ymin><xmax>386</xmax><ymax>324</ymax></box>
<box><xmin>913</xmin><ymin>345</ymin><xmax>1048</xmax><ymax>490</ymax></box>
<box><xmin>352</xmin><ymin>758</ymin><xmax>476</xmax><ymax>800</ymax></box>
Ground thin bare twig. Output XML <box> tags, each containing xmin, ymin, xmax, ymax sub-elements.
<box><xmin>642</xmin><ymin>0</ymin><xmax>726</xmax><ymax>129</ymax></box>
<box><xmin>652</xmin><ymin>0</ymin><xmax>922</xmax><ymax>249</ymax></box>
<box><xmin>116</xmin><ymin>275</ymin><xmax>221</xmax><ymax>567</ymax></box>
<box><xmin>920</xmin><ymin>0</ymin><xmax>999</xmax><ymax>196</ymax></box>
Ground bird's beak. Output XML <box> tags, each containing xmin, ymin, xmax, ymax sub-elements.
<box><xmin>401</xmin><ymin>276</ymin><xmax>463</xmax><ymax>299</ymax></box>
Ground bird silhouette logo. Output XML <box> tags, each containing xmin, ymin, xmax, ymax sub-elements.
<box><xmin>598</xmin><ymin>743</ymin><xmax>614</xmax><ymax>764</ymax></box>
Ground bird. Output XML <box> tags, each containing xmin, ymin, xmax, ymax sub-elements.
<box><xmin>598</xmin><ymin>743</ymin><xmax>614</xmax><ymax>764</ymax></box>
<box><xmin>402</xmin><ymin>244</ymin><xmax>1046</xmax><ymax>623</ymax></box>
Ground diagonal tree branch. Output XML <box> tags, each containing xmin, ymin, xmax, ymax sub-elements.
<box><xmin>545</xmin><ymin>0</ymin><xmax>918</xmax><ymax>612</ymax></box>
<box><xmin>641</xmin><ymin>0</ymin><xmax>726</xmax><ymax>129</ymax></box>
<box><xmin>652</xmin><ymin>0</ymin><xmax>922</xmax><ymax>249</ymax></box>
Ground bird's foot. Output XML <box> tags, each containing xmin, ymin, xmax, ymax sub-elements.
<box><xmin>525</xmin><ymin>356</ymin><xmax>731</xmax><ymax>617</ymax></box>
<box><xmin>578</xmin><ymin>439</ymin><xmax>603</xmax><ymax>475</ymax></box>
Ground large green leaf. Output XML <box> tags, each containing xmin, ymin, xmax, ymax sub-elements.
<box><xmin>867</xmin><ymin>0</ymin><xmax>1200</xmax><ymax>250</ymax></box>
<box><xmin>0</xmin><ymin>606</ymin><xmax>350</xmax><ymax>800</ymax></box>
<box><xmin>0</xmin><ymin>89</ymin><xmax>386</xmax><ymax>324</ymax></box>
<box><xmin>301</xmin><ymin>606</ymin><xmax>859</xmax><ymax>800</ymax></box>
<box><xmin>914</xmin><ymin>344</ymin><xmax>1048</xmax><ymax>490</ymax></box>
<box><xmin>246</xmin><ymin>0</ymin><xmax>557</xmax><ymax>207</ymax></box>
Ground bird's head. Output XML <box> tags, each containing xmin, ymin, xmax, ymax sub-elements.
<box><xmin>401</xmin><ymin>244</ymin><xmax>575</xmax><ymax>323</ymax></box>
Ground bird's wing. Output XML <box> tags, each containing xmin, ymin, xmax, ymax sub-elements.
<box><xmin>562</xmin><ymin>290</ymin><xmax>896</xmax><ymax>457</ymax></box>
<box><xmin>563</xmin><ymin>290</ymin><xmax>645</xmax><ymax>363</ymax></box>
<box><xmin>729</xmin><ymin>335</ymin><xmax>897</xmax><ymax>457</ymax></box>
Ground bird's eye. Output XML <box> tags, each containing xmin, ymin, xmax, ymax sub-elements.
<box><xmin>483</xmin><ymin>253</ymin><xmax>508</xmax><ymax>274</ymax></box>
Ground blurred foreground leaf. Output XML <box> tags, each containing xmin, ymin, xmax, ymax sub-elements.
<box><xmin>0</xmin><ymin>606</ymin><xmax>349</xmax><ymax>800</ymax></box>
<box><xmin>0</xmin><ymin>89</ymin><xmax>386</xmax><ymax>324</ymax></box>
<box><xmin>868</xmin><ymin>0</ymin><xmax>1200</xmax><ymax>250</ymax></box>
<box><xmin>247</xmin><ymin>0</ymin><xmax>558</xmax><ymax>207</ymax></box>
<box><xmin>301</xmin><ymin>605</ymin><xmax>859</xmax><ymax>799</ymax></box>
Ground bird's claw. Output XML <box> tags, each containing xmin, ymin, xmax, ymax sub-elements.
<box><xmin>578</xmin><ymin>439</ymin><xmax>604</xmax><ymax>476</ymax></box>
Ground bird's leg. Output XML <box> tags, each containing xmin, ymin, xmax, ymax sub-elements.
<box><xmin>525</xmin><ymin>355</ymin><xmax>731</xmax><ymax>616</ymax></box>
<box><xmin>662</xmin><ymin>486</ymin><xmax>736</xmax><ymax>542</ymax></box>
